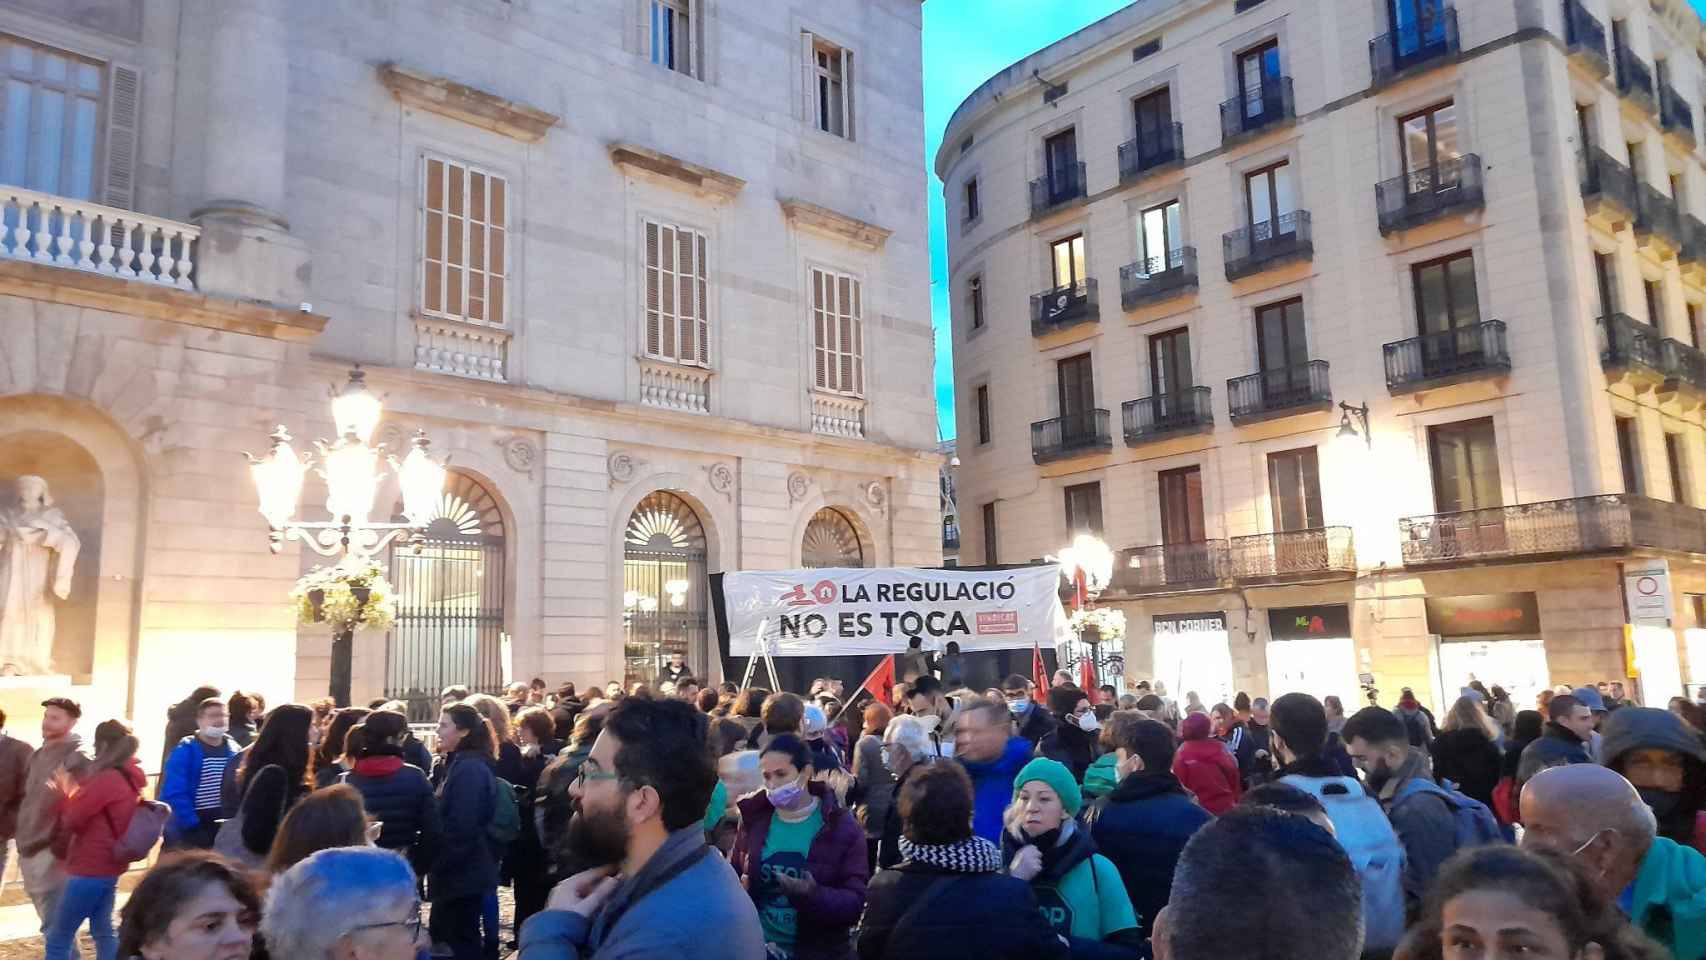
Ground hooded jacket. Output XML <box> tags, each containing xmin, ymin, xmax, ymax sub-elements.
<box><xmin>160</xmin><ymin>732</ymin><xmax>239</xmax><ymax>836</ymax></box>
<box><xmin>1080</xmin><ymin>754</ymin><xmax>1119</xmax><ymax>799</ymax></box>
<box><xmin>60</xmin><ymin>740</ymin><xmax>146</xmax><ymax>878</ymax></box>
<box><xmin>1085</xmin><ymin>770</ymin><xmax>1211</xmax><ymax>938</ymax></box>
<box><xmin>962</xmin><ymin>737</ymin><xmax>1035</xmax><ymax>843</ymax></box>
<box><xmin>1630</xmin><ymin>834</ymin><xmax>1706</xmax><ymax>960</ymax></box>
<box><xmin>731</xmin><ymin>780</ymin><xmax>869</xmax><ymax>960</ymax></box>
<box><xmin>1036</xmin><ymin>718</ymin><xmax>1098</xmax><ymax>783</ymax></box>
<box><xmin>1602</xmin><ymin>707</ymin><xmax>1706</xmax><ymax>850</ymax></box>
<box><xmin>1171</xmin><ymin>738</ymin><xmax>1241</xmax><ymax>815</ymax></box>
<box><xmin>1000</xmin><ymin>822</ymin><xmax>1139</xmax><ymax>959</ymax></box>
<box><xmin>1516</xmin><ymin>722</ymin><xmax>1593</xmax><ymax>785</ymax></box>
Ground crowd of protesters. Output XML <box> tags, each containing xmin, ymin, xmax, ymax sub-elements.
<box><xmin>3</xmin><ymin>661</ymin><xmax>1705</xmax><ymax>960</ymax></box>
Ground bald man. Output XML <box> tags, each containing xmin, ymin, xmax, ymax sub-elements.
<box><xmin>1520</xmin><ymin>763</ymin><xmax>1706</xmax><ymax>958</ymax></box>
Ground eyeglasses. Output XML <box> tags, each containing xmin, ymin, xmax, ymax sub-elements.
<box><xmin>574</xmin><ymin>763</ymin><xmax>621</xmax><ymax>788</ymax></box>
<box><xmin>349</xmin><ymin>903</ymin><xmax>424</xmax><ymax>940</ymax></box>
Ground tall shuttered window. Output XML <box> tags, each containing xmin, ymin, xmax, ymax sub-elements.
<box><xmin>644</xmin><ymin>220</ymin><xmax>709</xmax><ymax>366</ymax></box>
<box><xmin>0</xmin><ymin>36</ymin><xmax>138</xmax><ymax>207</ymax></box>
<box><xmin>422</xmin><ymin>156</ymin><xmax>508</xmax><ymax>326</ymax></box>
<box><xmin>811</xmin><ymin>267</ymin><xmax>864</xmax><ymax>396</ymax></box>
<box><xmin>805</xmin><ymin>34</ymin><xmax>853</xmax><ymax>139</ymax></box>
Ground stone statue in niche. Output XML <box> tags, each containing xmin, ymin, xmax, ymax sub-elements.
<box><xmin>0</xmin><ymin>476</ymin><xmax>80</xmax><ymax>676</ymax></box>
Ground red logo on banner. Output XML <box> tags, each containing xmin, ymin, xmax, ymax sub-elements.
<box><xmin>977</xmin><ymin>611</ymin><xmax>1019</xmax><ymax>635</ymax></box>
<box><xmin>781</xmin><ymin>580</ymin><xmax>837</xmax><ymax>606</ymax></box>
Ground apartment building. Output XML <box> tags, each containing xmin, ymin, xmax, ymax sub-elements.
<box><xmin>940</xmin><ymin>0</ymin><xmax>1706</xmax><ymax>712</ymax></box>
<box><xmin>0</xmin><ymin>0</ymin><xmax>937</xmax><ymax>743</ymax></box>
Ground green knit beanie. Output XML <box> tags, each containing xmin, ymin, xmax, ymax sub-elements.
<box><xmin>1012</xmin><ymin>757</ymin><xmax>1082</xmax><ymax>815</ymax></box>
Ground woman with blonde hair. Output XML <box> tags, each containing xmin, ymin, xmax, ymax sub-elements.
<box><xmin>1429</xmin><ymin>695</ymin><xmax>1504</xmax><ymax>808</ymax></box>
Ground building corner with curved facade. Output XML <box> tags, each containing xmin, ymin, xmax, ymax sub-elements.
<box><xmin>0</xmin><ymin>0</ymin><xmax>939</xmax><ymax>758</ymax></box>
<box><xmin>942</xmin><ymin>0</ymin><xmax>1706</xmax><ymax>713</ymax></box>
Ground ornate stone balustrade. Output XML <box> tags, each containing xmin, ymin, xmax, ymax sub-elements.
<box><xmin>812</xmin><ymin>393</ymin><xmax>866</xmax><ymax>439</ymax></box>
<box><xmin>0</xmin><ymin>188</ymin><xmax>199</xmax><ymax>289</ymax></box>
<box><xmin>414</xmin><ymin>319</ymin><xmax>509</xmax><ymax>382</ymax></box>
<box><xmin>639</xmin><ymin>359</ymin><xmax>712</xmax><ymax>414</ymax></box>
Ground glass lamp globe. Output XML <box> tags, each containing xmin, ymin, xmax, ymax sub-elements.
<box><xmin>332</xmin><ymin>366</ymin><xmax>383</xmax><ymax>444</ymax></box>
<box><xmin>394</xmin><ymin>431</ymin><xmax>448</xmax><ymax>528</ymax></box>
<box><xmin>248</xmin><ymin>427</ymin><xmax>305</xmax><ymax>528</ymax></box>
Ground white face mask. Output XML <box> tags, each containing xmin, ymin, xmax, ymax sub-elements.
<box><xmin>917</xmin><ymin>714</ymin><xmax>942</xmax><ymax>734</ymax></box>
<box><xmin>198</xmin><ymin>725</ymin><xmax>227</xmax><ymax>740</ymax></box>
<box><xmin>1075</xmin><ymin>712</ymin><xmax>1100</xmax><ymax>733</ymax></box>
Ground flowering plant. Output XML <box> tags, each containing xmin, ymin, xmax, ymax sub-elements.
<box><xmin>291</xmin><ymin>557</ymin><xmax>396</xmax><ymax>633</ymax></box>
<box><xmin>1068</xmin><ymin>606</ymin><xmax>1126</xmax><ymax>642</ymax></box>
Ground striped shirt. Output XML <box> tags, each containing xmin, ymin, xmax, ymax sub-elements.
<box><xmin>195</xmin><ymin>740</ymin><xmax>230</xmax><ymax>812</ymax></box>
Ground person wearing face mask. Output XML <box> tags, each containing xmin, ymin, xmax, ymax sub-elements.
<box><xmin>160</xmin><ymin>696</ymin><xmax>237</xmax><ymax>850</ymax></box>
<box><xmin>1001</xmin><ymin>758</ymin><xmax>1141</xmax><ymax>958</ymax></box>
<box><xmin>1170</xmin><ymin>713</ymin><xmax>1241</xmax><ymax>815</ymax></box>
<box><xmin>1520</xmin><ymin>763</ymin><xmax>1706</xmax><ymax>959</ymax></box>
<box><xmin>1084</xmin><ymin>712</ymin><xmax>1211</xmax><ymax>943</ymax></box>
<box><xmin>1036</xmin><ymin>687</ymin><xmax>1100</xmax><ymax>782</ymax></box>
<box><xmin>731</xmin><ymin>735</ymin><xmax>868</xmax><ymax>960</ymax></box>
<box><xmin>876</xmin><ymin>715</ymin><xmax>937</xmax><ymax>870</ymax></box>
<box><xmin>904</xmin><ymin>676</ymin><xmax>957</xmax><ymax>758</ymax></box>
<box><xmin>1001</xmin><ymin>674</ymin><xmax>1057</xmax><ymax>748</ymax></box>
<box><xmin>1600</xmin><ymin>707</ymin><xmax>1706</xmax><ymax>853</ymax></box>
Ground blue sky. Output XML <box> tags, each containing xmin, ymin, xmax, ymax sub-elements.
<box><xmin>921</xmin><ymin>0</ymin><xmax>1706</xmax><ymax>440</ymax></box>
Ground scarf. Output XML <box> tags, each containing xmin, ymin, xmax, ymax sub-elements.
<box><xmin>898</xmin><ymin>834</ymin><xmax>1003</xmax><ymax>873</ymax></box>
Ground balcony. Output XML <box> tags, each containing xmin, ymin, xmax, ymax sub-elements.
<box><xmin>1123</xmin><ymin>387</ymin><xmax>1214</xmax><ymax>446</ymax></box>
<box><xmin>1579</xmin><ymin>148</ymin><xmax>1638</xmax><ymax>225</ymax></box>
<box><xmin>1227</xmin><ymin>527</ymin><xmax>1357</xmax><ymax>582</ymax></box>
<box><xmin>1682</xmin><ymin>218</ymin><xmax>1706</xmax><ymax>278</ymax></box>
<box><xmin>0</xmin><ymin>187</ymin><xmax>200</xmax><ymax>289</ymax></box>
<box><xmin>1635</xmin><ymin>184</ymin><xmax>1684</xmax><ymax>255</ymax></box>
<box><xmin>1375</xmin><ymin>154</ymin><xmax>1484</xmax><ymax>235</ymax></box>
<box><xmin>1219</xmin><ymin>77</ymin><xmax>1295</xmax><ymax>146</ymax></box>
<box><xmin>1660</xmin><ymin>83</ymin><xmax>1697</xmax><ymax>148</ymax></box>
<box><xmin>1658</xmin><ymin>337</ymin><xmax>1706</xmax><ymax>403</ymax></box>
<box><xmin>1599</xmin><ymin>312</ymin><xmax>1665</xmax><ymax>386</ymax></box>
<box><xmin>1114</xmin><ymin>541</ymin><xmax>1228</xmax><ymax>593</ymax></box>
<box><xmin>1227</xmin><ymin>360</ymin><xmax>1333</xmax><ymax>424</ymax></box>
<box><xmin>1223</xmin><ymin>211</ymin><xmax>1313</xmax><ymax>281</ymax></box>
<box><xmin>1118</xmin><ymin>123</ymin><xmax>1184</xmax><ymax>183</ymax></box>
<box><xmin>1031</xmin><ymin>279</ymin><xmax>1099</xmax><ymax>337</ymax></box>
<box><xmin>1563</xmin><ymin>0</ymin><xmax>1610</xmax><ymax>77</ymax></box>
<box><xmin>1384</xmin><ymin>319</ymin><xmax>1512</xmax><ymax>394</ymax></box>
<box><xmin>1029</xmin><ymin>162</ymin><xmax>1088</xmax><ymax>220</ymax></box>
<box><xmin>1369</xmin><ymin>6</ymin><xmax>1459</xmax><ymax>88</ymax></box>
<box><xmin>1399</xmin><ymin>494</ymin><xmax>1706</xmax><ymax>566</ymax></box>
<box><xmin>1030</xmin><ymin>409</ymin><xmax>1112</xmax><ymax>464</ymax></box>
<box><xmin>1120</xmin><ymin>248</ymin><xmax>1198</xmax><ymax>310</ymax></box>
<box><xmin>1615</xmin><ymin>51</ymin><xmax>1658</xmax><ymax>115</ymax></box>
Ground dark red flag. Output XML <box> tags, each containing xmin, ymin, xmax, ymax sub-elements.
<box><xmin>1032</xmin><ymin>641</ymin><xmax>1049</xmax><ymax>695</ymax></box>
<box><xmin>861</xmin><ymin>654</ymin><xmax>897</xmax><ymax>708</ymax></box>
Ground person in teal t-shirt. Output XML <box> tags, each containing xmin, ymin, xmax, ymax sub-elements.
<box><xmin>1002</xmin><ymin>758</ymin><xmax>1143</xmax><ymax>953</ymax></box>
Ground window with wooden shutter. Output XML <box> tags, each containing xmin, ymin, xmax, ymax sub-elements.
<box><xmin>811</xmin><ymin>267</ymin><xmax>864</xmax><ymax>396</ymax></box>
<box><xmin>644</xmin><ymin>218</ymin><xmax>710</xmax><ymax>367</ymax></box>
<box><xmin>0</xmin><ymin>36</ymin><xmax>105</xmax><ymax>201</ymax></box>
<box><xmin>804</xmin><ymin>33</ymin><xmax>854</xmax><ymax>139</ymax></box>
<box><xmin>421</xmin><ymin>156</ymin><xmax>508</xmax><ymax>326</ymax></box>
<box><xmin>102</xmin><ymin>63</ymin><xmax>139</xmax><ymax>210</ymax></box>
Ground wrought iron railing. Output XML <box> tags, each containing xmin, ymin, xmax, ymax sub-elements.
<box><xmin>1029</xmin><ymin>161</ymin><xmax>1088</xmax><ymax>219</ymax></box>
<box><xmin>1683</xmin><ymin>216</ymin><xmax>1706</xmax><ymax>266</ymax></box>
<box><xmin>1615</xmin><ymin>50</ymin><xmax>1658</xmax><ymax>114</ymax></box>
<box><xmin>1120</xmin><ymin>248</ymin><xmax>1198</xmax><ymax>310</ymax></box>
<box><xmin>1636</xmin><ymin>184</ymin><xmax>1684</xmax><ymax>249</ymax></box>
<box><xmin>1563</xmin><ymin>0</ymin><xmax>1609</xmax><ymax>76</ymax></box>
<box><xmin>1579</xmin><ymin>148</ymin><xmax>1638</xmax><ymax>216</ymax></box>
<box><xmin>1118</xmin><ymin>122</ymin><xmax>1184</xmax><ymax>182</ymax></box>
<box><xmin>1219</xmin><ymin>77</ymin><xmax>1294</xmax><ymax>143</ymax></box>
<box><xmin>1375</xmin><ymin>154</ymin><xmax>1484</xmax><ymax>234</ymax></box>
<box><xmin>1369</xmin><ymin>6</ymin><xmax>1459</xmax><ymax>86</ymax></box>
<box><xmin>1384</xmin><ymin>319</ymin><xmax>1511</xmax><ymax>392</ymax></box>
<box><xmin>1030</xmin><ymin>278</ymin><xmax>1099</xmax><ymax>336</ymax></box>
<box><xmin>1227</xmin><ymin>360</ymin><xmax>1332</xmax><ymax>423</ymax></box>
<box><xmin>1115</xmin><ymin>541</ymin><xmax>1228</xmax><ymax>591</ymax></box>
<box><xmin>1659</xmin><ymin>337</ymin><xmax>1706</xmax><ymax>392</ymax></box>
<box><xmin>1599</xmin><ymin>312</ymin><xmax>1664</xmax><ymax>375</ymax></box>
<box><xmin>1661</xmin><ymin>82</ymin><xmax>1697</xmax><ymax>145</ymax></box>
<box><xmin>1223</xmin><ymin>210</ymin><xmax>1313</xmax><ymax>280</ymax></box>
<box><xmin>1400</xmin><ymin>494</ymin><xmax>1706</xmax><ymax>565</ymax></box>
<box><xmin>1030</xmin><ymin>409</ymin><xmax>1112</xmax><ymax>464</ymax></box>
<box><xmin>1123</xmin><ymin>387</ymin><xmax>1213</xmax><ymax>445</ymax></box>
<box><xmin>1227</xmin><ymin>527</ymin><xmax>1356</xmax><ymax>580</ymax></box>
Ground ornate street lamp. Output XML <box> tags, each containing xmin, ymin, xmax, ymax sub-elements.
<box><xmin>1051</xmin><ymin>535</ymin><xmax>1124</xmax><ymax>689</ymax></box>
<box><xmin>247</xmin><ymin>365</ymin><xmax>447</xmax><ymax>705</ymax></box>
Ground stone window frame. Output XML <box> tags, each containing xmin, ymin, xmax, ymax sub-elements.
<box><xmin>639</xmin><ymin>215</ymin><xmax>714</xmax><ymax>369</ymax></box>
<box><xmin>802</xmin><ymin>29</ymin><xmax>856</xmax><ymax>141</ymax></box>
<box><xmin>1404</xmin><ymin>401</ymin><xmax>1519</xmax><ymax>514</ymax></box>
<box><xmin>0</xmin><ymin>29</ymin><xmax>139</xmax><ymax>210</ymax></box>
<box><xmin>807</xmin><ymin>263</ymin><xmax>866</xmax><ymax>398</ymax></box>
<box><xmin>1374</xmin><ymin>78</ymin><xmax>1477</xmax><ymax>190</ymax></box>
<box><xmin>418</xmin><ymin>153</ymin><xmax>511</xmax><ymax>329</ymax></box>
<box><xmin>627</xmin><ymin>0</ymin><xmax>715</xmax><ymax>85</ymax></box>
<box><xmin>1391</xmin><ymin>238</ymin><xmax>1491</xmax><ymax>341</ymax></box>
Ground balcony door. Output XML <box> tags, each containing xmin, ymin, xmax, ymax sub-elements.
<box><xmin>1389</xmin><ymin>0</ymin><xmax>1450</xmax><ymax>59</ymax></box>
<box><xmin>1051</xmin><ymin>233</ymin><xmax>1087</xmax><ymax>292</ymax></box>
<box><xmin>1134</xmin><ymin>87</ymin><xmax>1173</xmax><ymax>162</ymax></box>
<box><xmin>1140</xmin><ymin>200</ymin><xmax>1183</xmax><ymax>275</ymax></box>
<box><xmin>1245</xmin><ymin>162</ymin><xmax>1296</xmax><ymax>243</ymax></box>
<box><xmin>1399</xmin><ymin>101</ymin><xmax>1460</xmax><ymax>193</ymax></box>
<box><xmin>1045</xmin><ymin>128</ymin><xmax>1078</xmax><ymax>200</ymax></box>
<box><xmin>1159</xmin><ymin>466</ymin><xmax>1206</xmax><ymax>545</ymax></box>
<box><xmin>1255</xmin><ymin>298</ymin><xmax>1310</xmax><ymax>405</ymax></box>
<box><xmin>1268</xmin><ymin>447</ymin><xmax>1324</xmax><ymax>532</ymax></box>
<box><xmin>1429</xmin><ymin>418</ymin><xmax>1502</xmax><ymax>513</ymax></box>
<box><xmin>1413</xmin><ymin>252</ymin><xmax>1481</xmax><ymax>372</ymax></box>
<box><xmin>1238</xmin><ymin>40</ymin><xmax>1282</xmax><ymax>122</ymax></box>
<box><xmin>1150</xmin><ymin>327</ymin><xmax>1193</xmax><ymax>424</ymax></box>
<box><xmin>1057</xmin><ymin>353</ymin><xmax>1096</xmax><ymax>443</ymax></box>
<box><xmin>1594</xmin><ymin>252</ymin><xmax>1618</xmax><ymax>316</ymax></box>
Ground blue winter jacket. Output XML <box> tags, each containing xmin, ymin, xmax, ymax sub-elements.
<box><xmin>429</xmin><ymin>750</ymin><xmax>499</xmax><ymax>903</ymax></box>
<box><xmin>961</xmin><ymin>737</ymin><xmax>1034</xmax><ymax>842</ymax></box>
<box><xmin>160</xmin><ymin>734</ymin><xmax>238</xmax><ymax>837</ymax></box>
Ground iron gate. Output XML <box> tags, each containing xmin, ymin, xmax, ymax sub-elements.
<box><xmin>623</xmin><ymin>491</ymin><xmax>709</xmax><ymax>687</ymax></box>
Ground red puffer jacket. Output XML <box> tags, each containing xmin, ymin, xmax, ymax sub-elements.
<box><xmin>61</xmin><ymin>758</ymin><xmax>146</xmax><ymax>877</ymax></box>
<box><xmin>1171</xmin><ymin>738</ymin><xmax>1242</xmax><ymax>815</ymax></box>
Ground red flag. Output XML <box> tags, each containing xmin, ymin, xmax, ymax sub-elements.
<box><xmin>1032</xmin><ymin>641</ymin><xmax>1049</xmax><ymax>695</ymax></box>
<box><xmin>1079</xmin><ymin>653</ymin><xmax>1098</xmax><ymax>696</ymax></box>
<box><xmin>860</xmin><ymin>654</ymin><xmax>897</xmax><ymax>708</ymax></box>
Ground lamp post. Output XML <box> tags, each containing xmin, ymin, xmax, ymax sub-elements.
<box><xmin>1336</xmin><ymin>400</ymin><xmax>1372</xmax><ymax>449</ymax></box>
<box><xmin>1053</xmin><ymin>534</ymin><xmax>1119</xmax><ymax>688</ymax></box>
<box><xmin>247</xmin><ymin>365</ymin><xmax>447</xmax><ymax>705</ymax></box>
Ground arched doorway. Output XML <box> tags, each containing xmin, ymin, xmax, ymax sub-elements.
<box><xmin>802</xmin><ymin>507</ymin><xmax>865</xmax><ymax>568</ymax></box>
<box><xmin>386</xmin><ymin>472</ymin><xmax>507</xmax><ymax>719</ymax></box>
<box><xmin>623</xmin><ymin>492</ymin><xmax>708</xmax><ymax>686</ymax></box>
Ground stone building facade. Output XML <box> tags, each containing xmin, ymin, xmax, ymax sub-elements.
<box><xmin>0</xmin><ymin>0</ymin><xmax>937</xmax><ymax>750</ymax></box>
<box><xmin>940</xmin><ymin>0</ymin><xmax>1706</xmax><ymax>713</ymax></box>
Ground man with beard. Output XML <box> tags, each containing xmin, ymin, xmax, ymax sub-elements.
<box><xmin>519</xmin><ymin>696</ymin><xmax>762</xmax><ymax>960</ymax></box>
<box><xmin>1341</xmin><ymin>706</ymin><xmax>1468</xmax><ymax>909</ymax></box>
<box><xmin>1601</xmin><ymin>706</ymin><xmax>1706</xmax><ymax>851</ymax></box>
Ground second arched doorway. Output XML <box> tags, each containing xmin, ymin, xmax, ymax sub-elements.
<box><xmin>623</xmin><ymin>491</ymin><xmax>708</xmax><ymax>687</ymax></box>
<box><xmin>802</xmin><ymin>507</ymin><xmax>865</xmax><ymax>568</ymax></box>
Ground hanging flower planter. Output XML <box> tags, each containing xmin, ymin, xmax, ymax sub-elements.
<box><xmin>291</xmin><ymin>558</ymin><xmax>396</xmax><ymax>634</ymax></box>
<box><xmin>1068</xmin><ymin>607</ymin><xmax>1127</xmax><ymax>643</ymax></box>
<box><xmin>307</xmin><ymin>589</ymin><xmax>327</xmax><ymax>623</ymax></box>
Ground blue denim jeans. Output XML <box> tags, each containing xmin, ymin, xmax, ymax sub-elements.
<box><xmin>44</xmin><ymin>874</ymin><xmax>117</xmax><ymax>960</ymax></box>
<box><xmin>481</xmin><ymin>887</ymin><xmax>500</xmax><ymax>957</ymax></box>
